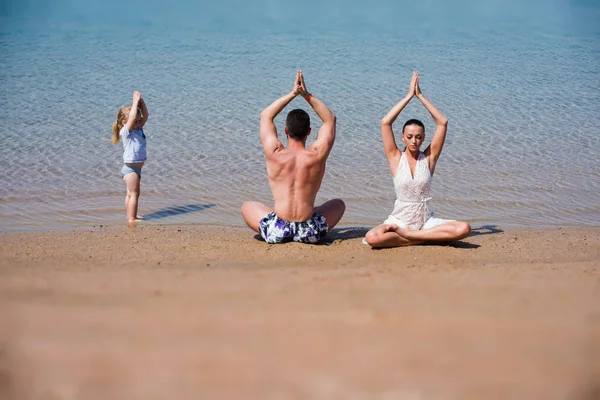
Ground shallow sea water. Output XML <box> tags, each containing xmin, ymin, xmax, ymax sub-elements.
<box><xmin>1</xmin><ymin>0</ymin><xmax>599</xmax><ymax>231</ymax></box>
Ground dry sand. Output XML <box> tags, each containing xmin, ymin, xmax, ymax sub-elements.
<box><xmin>1</xmin><ymin>225</ymin><xmax>599</xmax><ymax>399</ymax></box>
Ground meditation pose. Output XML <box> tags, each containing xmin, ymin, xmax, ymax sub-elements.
<box><xmin>111</xmin><ymin>91</ymin><xmax>149</xmax><ymax>223</ymax></box>
<box><xmin>365</xmin><ymin>72</ymin><xmax>470</xmax><ymax>247</ymax></box>
<box><xmin>242</xmin><ymin>71</ymin><xmax>345</xmax><ymax>243</ymax></box>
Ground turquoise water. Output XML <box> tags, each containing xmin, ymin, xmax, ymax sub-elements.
<box><xmin>1</xmin><ymin>0</ymin><xmax>599</xmax><ymax>231</ymax></box>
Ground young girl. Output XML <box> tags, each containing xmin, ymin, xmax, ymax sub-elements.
<box><xmin>111</xmin><ymin>91</ymin><xmax>149</xmax><ymax>223</ymax></box>
<box><xmin>365</xmin><ymin>72</ymin><xmax>470</xmax><ymax>247</ymax></box>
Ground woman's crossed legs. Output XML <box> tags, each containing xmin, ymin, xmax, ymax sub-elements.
<box><xmin>365</xmin><ymin>220</ymin><xmax>471</xmax><ymax>248</ymax></box>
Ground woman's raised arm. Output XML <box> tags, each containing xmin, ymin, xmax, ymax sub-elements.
<box><xmin>381</xmin><ymin>72</ymin><xmax>418</xmax><ymax>174</ymax></box>
<box><xmin>416</xmin><ymin>73</ymin><xmax>448</xmax><ymax>171</ymax></box>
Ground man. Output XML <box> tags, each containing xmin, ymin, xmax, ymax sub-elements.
<box><xmin>241</xmin><ymin>70</ymin><xmax>345</xmax><ymax>244</ymax></box>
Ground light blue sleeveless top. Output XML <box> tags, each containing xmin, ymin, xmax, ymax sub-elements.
<box><xmin>120</xmin><ymin>126</ymin><xmax>147</xmax><ymax>163</ymax></box>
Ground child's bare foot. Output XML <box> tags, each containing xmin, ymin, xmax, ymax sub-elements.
<box><xmin>128</xmin><ymin>218</ymin><xmax>143</xmax><ymax>223</ymax></box>
<box><xmin>136</xmin><ymin>215</ymin><xmax>144</xmax><ymax>220</ymax></box>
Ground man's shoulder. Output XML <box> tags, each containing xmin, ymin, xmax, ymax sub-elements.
<box><xmin>305</xmin><ymin>142</ymin><xmax>331</xmax><ymax>161</ymax></box>
<box><xmin>290</xmin><ymin>147</ymin><xmax>323</xmax><ymax>162</ymax></box>
<box><xmin>266</xmin><ymin>147</ymin><xmax>322</xmax><ymax>166</ymax></box>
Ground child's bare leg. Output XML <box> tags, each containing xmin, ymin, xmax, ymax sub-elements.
<box><xmin>401</xmin><ymin>221</ymin><xmax>471</xmax><ymax>242</ymax></box>
<box><xmin>365</xmin><ymin>224</ymin><xmax>424</xmax><ymax>248</ymax></box>
<box><xmin>123</xmin><ymin>173</ymin><xmax>142</xmax><ymax>223</ymax></box>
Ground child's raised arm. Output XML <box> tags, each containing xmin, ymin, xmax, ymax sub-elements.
<box><xmin>125</xmin><ymin>91</ymin><xmax>142</xmax><ymax>131</ymax></box>
<box><xmin>138</xmin><ymin>95</ymin><xmax>149</xmax><ymax>127</ymax></box>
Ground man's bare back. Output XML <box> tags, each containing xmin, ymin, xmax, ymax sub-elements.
<box><xmin>266</xmin><ymin>139</ymin><xmax>326</xmax><ymax>221</ymax></box>
<box><xmin>241</xmin><ymin>71</ymin><xmax>345</xmax><ymax>243</ymax></box>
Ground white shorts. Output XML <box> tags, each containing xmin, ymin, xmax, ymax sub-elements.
<box><xmin>383</xmin><ymin>212</ymin><xmax>455</xmax><ymax>231</ymax></box>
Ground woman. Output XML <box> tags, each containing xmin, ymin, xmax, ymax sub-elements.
<box><xmin>365</xmin><ymin>72</ymin><xmax>470</xmax><ymax>247</ymax></box>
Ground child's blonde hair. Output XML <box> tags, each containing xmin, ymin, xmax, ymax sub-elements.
<box><xmin>111</xmin><ymin>106</ymin><xmax>131</xmax><ymax>144</ymax></box>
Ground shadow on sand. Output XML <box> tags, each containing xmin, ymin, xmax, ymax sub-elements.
<box><xmin>433</xmin><ymin>241</ymin><xmax>481</xmax><ymax>249</ymax></box>
<box><xmin>327</xmin><ymin>226</ymin><xmax>371</xmax><ymax>241</ymax></box>
<box><xmin>469</xmin><ymin>225</ymin><xmax>504</xmax><ymax>237</ymax></box>
<box><xmin>142</xmin><ymin>204</ymin><xmax>216</xmax><ymax>221</ymax></box>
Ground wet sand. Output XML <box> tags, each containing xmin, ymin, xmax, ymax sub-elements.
<box><xmin>1</xmin><ymin>226</ymin><xmax>599</xmax><ymax>399</ymax></box>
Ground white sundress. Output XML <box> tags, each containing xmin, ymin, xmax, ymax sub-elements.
<box><xmin>383</xmin><ymin>152</ymin><xmax>453</xmax><ymax>230</ymax></box>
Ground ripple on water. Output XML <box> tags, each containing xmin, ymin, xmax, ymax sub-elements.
<box><xmin>1</xmin><ymin>0</ymin><xmax>599</xmax><ymax>231</ymax></box>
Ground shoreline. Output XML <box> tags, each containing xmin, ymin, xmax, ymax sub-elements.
<box><xmin>2</xmin><ymin>219</ymin><xmax>599</xmax><ymax>235</ymax></box>
<box><xmin>1</xmin><ymin>226</ymin><xmax>599</xmax><ymax>398</ymax></box>
<box><xmin>2</xmin><ymin>225</ymin><xmax>599</xmax><ymax>267</ymax></box>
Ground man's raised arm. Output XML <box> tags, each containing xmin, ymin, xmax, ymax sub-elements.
<box><xmin>260</xmin><ymin>71</ymin><xmax>301</xmax><ymax>155</ymax></box>
<box><xmin>297</xmin><ymin>71</ymin><xmax>336</xmax><ymax>157</ymax></box>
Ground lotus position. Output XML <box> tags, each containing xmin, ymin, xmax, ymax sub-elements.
<box><xmin>365</xmin><ymin>72</ymin><xmax>470</xmax><ymax>247</ymax></box>
<box><xmin>241</xmin><ymin>70</ymin><xmax>345</xmax><ymax>244</ymax></box>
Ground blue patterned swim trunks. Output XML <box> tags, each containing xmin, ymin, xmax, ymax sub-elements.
<box><xmin>259</xmin><ymin>212</ymin><xmax>329</xmax><ymax>244</ymax></box>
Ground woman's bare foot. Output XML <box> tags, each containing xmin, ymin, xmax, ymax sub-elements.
<box><xmin>388</xmin><ymin>224</ymin><xmax>409</xmax><ymax>237</ymax></box>
<box><xmin>389</xmin><ymin>224</ymin><xmax>425</xmax><ymax>246</ymax></box>
<box><xmin>128</xmin><ymin>218</ymin><xmax>143</xmax><ymax>223</ymax></box>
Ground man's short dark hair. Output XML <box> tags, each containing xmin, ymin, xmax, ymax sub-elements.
<box><xmin>402</xmin><ymin>118</ymin><xmax>425</xmax><ymax>133</ymax></box>
<box><xmin>286</xmin><ymin>109</ymin><xmax>311</xmax><ymax>140</ymax></box>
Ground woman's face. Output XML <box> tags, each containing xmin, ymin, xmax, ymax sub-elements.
<box><xmin>402</xmin><ymin>124</ymin><xmax>425</xmax><ymax>152</ymax></box>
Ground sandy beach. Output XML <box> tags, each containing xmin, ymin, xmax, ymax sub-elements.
<box><xmin>1</xmin><ymin>225</ymin><xmax>599</xmax><ymax>399</ymax></box>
